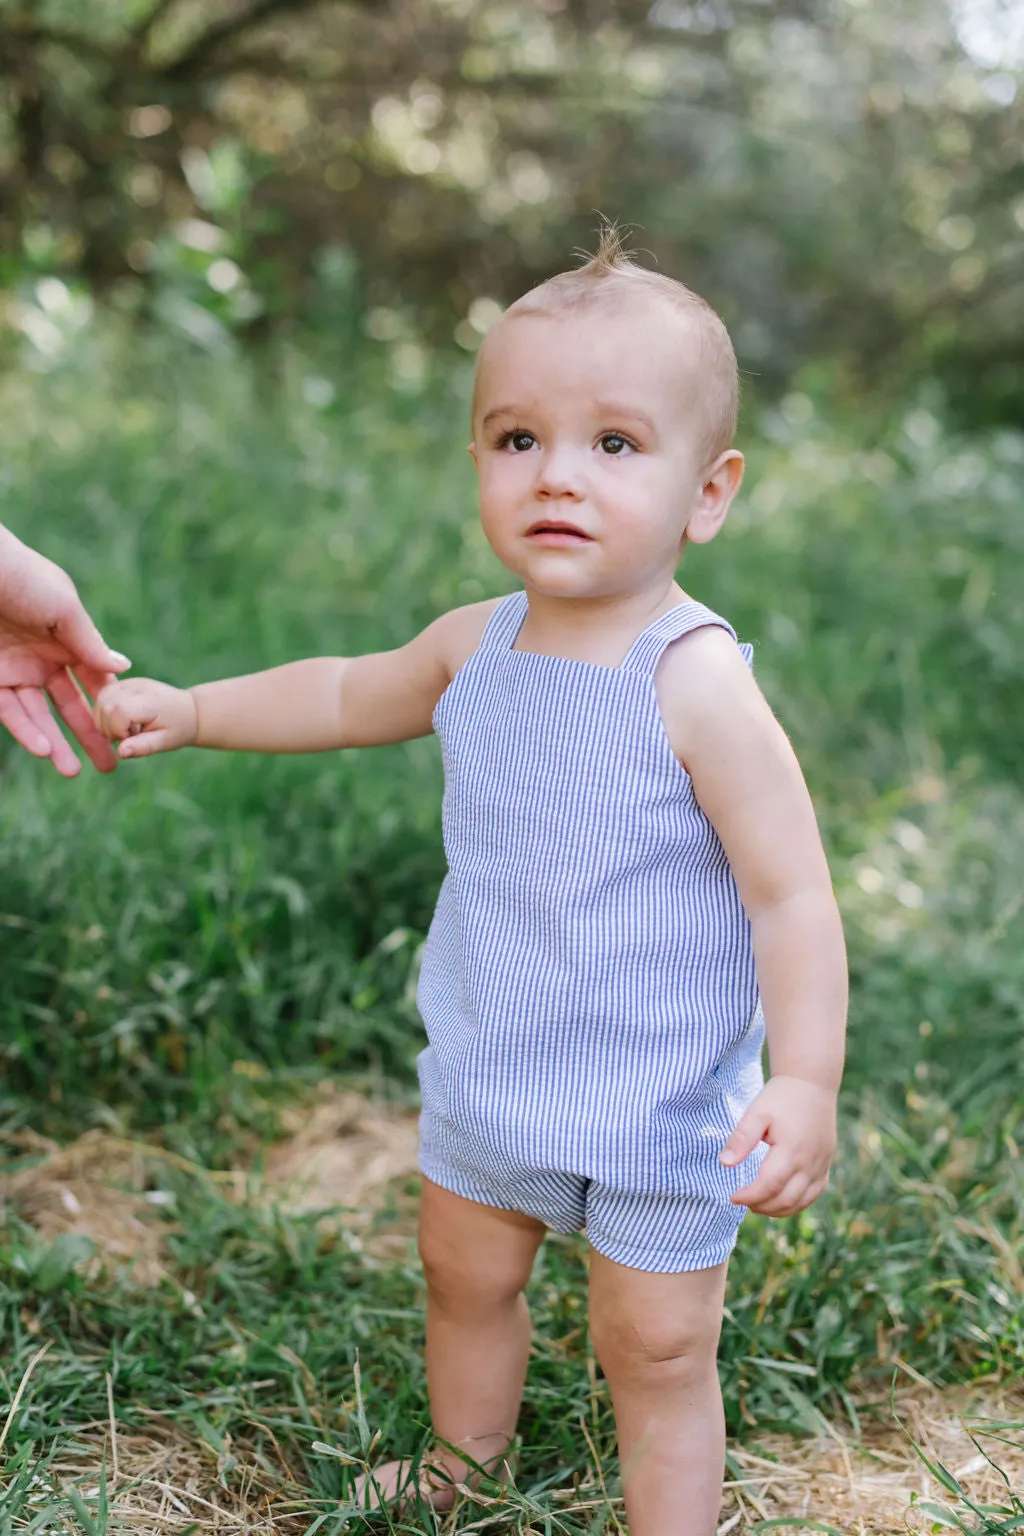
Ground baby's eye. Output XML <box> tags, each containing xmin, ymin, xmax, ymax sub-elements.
<box><xmin>497</xmin><ymin>429</ymin><xmax>537</xmax><ymax>452</ymax></box>
<box><xmin>599</xmin><ymin>434</ymin><xmax>633</xmax><ymax>455</ymax></box>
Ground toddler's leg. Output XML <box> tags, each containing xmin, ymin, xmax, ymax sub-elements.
<box><xmin>588</xmin><ymin>1253</ymin><xmax>729</xmax><ymax>1536</ymax></box>
<box><xmin>356</xmin><ymin>1177</ymin><xmax>547</xmax><ymax>1510</ymax></box>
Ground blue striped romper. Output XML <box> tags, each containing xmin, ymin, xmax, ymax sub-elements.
<box><xmin>416</xmin><ymin>591</ymin><xmax>766</xmax><ymax>1273</ymax></box>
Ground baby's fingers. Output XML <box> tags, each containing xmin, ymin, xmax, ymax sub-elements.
<box><xmin>94</xmin><ymin>685</ymin><xmax>154</xmax><ymax>741</ymax></box>
<box><xmin>94</xmin><ymin>680</ymin><xmax>195</xmax><ymax>753</ymax></box>
<box><xmin>730</xmin><ymin>1149</ymin><xmax>794</xmax><ymax>1209</ymax></box>
<box><xmin>118</xmin><ymin>729</ymin><xmax>175</xmax><ymax>759</ymax></box>
<box><xmin>742</xmin><ymin>1171</ymin><xmax>812</xmax><ymax>1218</ymax></box>
<box><xmin>720</xmin><ymin>1105</ymin><xmax>770</xmax><ymax>1168</ymax></box>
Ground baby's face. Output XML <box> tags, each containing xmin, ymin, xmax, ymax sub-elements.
<box><xmin>470</xmin><ymin>302</ymin><xmax>734</xmax><ymax>603</ymax></box>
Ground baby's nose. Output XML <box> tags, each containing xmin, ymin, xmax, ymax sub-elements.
<box><xmin>534</xmin><ymin>446</ymin><xmax>585</xmax><ymax>499</ymax></box>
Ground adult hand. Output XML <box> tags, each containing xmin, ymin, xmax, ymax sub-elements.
<box><xmin>0</xmin><ymin>526</ymin><xmax>131</xmax><ymax>776</ymax></box>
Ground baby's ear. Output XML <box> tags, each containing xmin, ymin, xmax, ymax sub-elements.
<box><xmin>467</xmin><ymin>441</ymin><xmax>479</xmax><ymax>468</ymax></box>
<box><xmin>685</xmin><ymin>450</ymin><xmax>744</xmax><ymax>546</ymax></box>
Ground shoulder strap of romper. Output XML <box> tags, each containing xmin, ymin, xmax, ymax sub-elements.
<box><xmin>620</xmin><ymin>601</ymin><xmax>753</xmax><ymax>676</ymax></box>
<box><xmin>477</xmin><ymin>590</ymin><xmax>529</xmax><ymax>650</ymax></box>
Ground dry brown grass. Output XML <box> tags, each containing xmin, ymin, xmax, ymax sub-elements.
<box><xmin>10</xmin><ymin>1378</ymin><xmax>1024</xmax><ymax>1533</ymax></box>
<box><xmin>0</xmin><ymin>1125</ymin><xmax>185</xmax><ymax>1287</ymax></box>
<box><xmin>2</xmin><ymin>1087</ymin><xmax>1022</xmax><ymax>1532</ymax></box>
<box><xmin>719</xmin><ymin>1379</ymin><xmax>1024</xmax><ymax>1532</ymax></box>
<box><xmin>259</xmin><ymin>1081</ymin><xmax>421</xmax><ymax>1256</ymax></box>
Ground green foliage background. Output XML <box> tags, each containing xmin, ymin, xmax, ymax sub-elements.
<box><xmin>1</xmin><ymin>332</ymin><xmax>1021</xmax><ymax>1125</ymax></box>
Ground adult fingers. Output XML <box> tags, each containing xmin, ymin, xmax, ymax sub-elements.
<box><xmin>52</xmin><ymin>597</ymin><xmax>131</xmax><ymax>678</ymax></box>
<box><xmin>0</xmin><ymin>686</ymin><xmax>60</xmax><ymax>760</ymax></box>
<box><xmin>16</xmin><ymin>687</ymin><xmax>82</xmax><ymax>777</ymax></box>
<box><xmin>119</xmin><ymin>729</ymin><xmax>174</xmax><ymax>759</ymax></box>
<box><xmin>74</xmin><ymin>666</ymin><xmax>118</xmax><ymax>703</ymax></box>
<box><xmin>47</xmin><ymin>668</ymin><xmax>118</xmax><ymax>773</ymax></box>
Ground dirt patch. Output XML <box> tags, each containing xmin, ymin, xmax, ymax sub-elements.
<box><xmin>0</xmin><ymin>1084</ymin><xmax>421</xmax><ymax>1279</ymax></box>
<box><xmin>259</xmin><ymin>1081</ymin><xmax>420</xmax><ymax>1254</ymax></box>
<box><xmin>0</xmin><ymin>1126</ymin><xmax>181</xmax><ymax>1286</ymax></box>
<box><xmin>14</xmin><ymin>1412</ymin><xmax>294</xmax><ymax>1534</ymax></box>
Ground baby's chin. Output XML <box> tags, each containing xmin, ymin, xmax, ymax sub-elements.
<box><xmin>512</xmin><ymin>554</ymin><xmax>664</xmax><ymax>603</ymax></box>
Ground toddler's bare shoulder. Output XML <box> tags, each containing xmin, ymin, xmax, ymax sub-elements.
<box><xmin>656</xmin><ymin>623</ymin><xmax>776</xmax><ymax>763</ymax></box>
<box><xmin>656</xmin><ymin>623</ymin><xmax>758</xmax><ymax>704</ymax></box>
<box><xmin>428</xmin><ymin>598</ymin><xmax>503</xmax><ymax>680</ymax></box>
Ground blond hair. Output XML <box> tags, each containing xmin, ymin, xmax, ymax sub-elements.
<box><xmin>496</xmin><ymin>222</ymin><xmax>739</xmax><ymax>462</ymax></box>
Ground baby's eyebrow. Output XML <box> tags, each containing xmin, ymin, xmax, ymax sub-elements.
<box><xmin>592</xmin><ymin>402</ymin><xmax>656</xmax><ymax>432</ymax></box>
<box><xmin>480</xmin><ymin>402</ymin><xmax>657</xmax><ymax>433</ymax></box>
<box><xmin>481</xmin><ymin>404</ymin><xmax>521</xmax><ymax>430</ymax></box>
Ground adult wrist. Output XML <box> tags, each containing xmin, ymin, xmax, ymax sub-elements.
<box><xmin>0</xmin><ymin>525</ymin><xmax>27</xmax><ymax>586</ymax></box>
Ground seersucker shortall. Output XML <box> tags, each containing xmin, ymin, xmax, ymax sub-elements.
<box><xmin>416</xmin><ymin>591</ymin><xmax>767</xmax><ymax>1273</ymax></box>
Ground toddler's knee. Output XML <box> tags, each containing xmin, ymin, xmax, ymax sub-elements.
<box><xmin>418</xmin><ymin>1227</ymin><xmax>526</xmax><ymax>1311</ymax></box>
<box><xmin>590</xmin><ymin>1308</ymin><xmax>717</xmax><ymax>1385</ymax></box>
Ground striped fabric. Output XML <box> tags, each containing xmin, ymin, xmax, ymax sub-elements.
<box><xmin>416</xmin><ymin>591</ymin><xmax>766</xmax><ymax>1272</ymax></box>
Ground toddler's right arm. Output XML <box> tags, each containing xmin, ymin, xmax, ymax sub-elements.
<box><xmin>93</xmin><ymin>604</ymin><xmax>492</xmax><ymax>760</ymax></box>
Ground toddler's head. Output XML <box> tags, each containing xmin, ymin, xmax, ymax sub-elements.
<box><xmin>470</xmin><ymin>227</ymin><xmax>744</xmax><ymax>603</ymax></box>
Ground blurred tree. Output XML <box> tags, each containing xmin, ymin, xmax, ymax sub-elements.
<box><xmin>638</xmin><ymin>0</ymin><xmax>1024</xmax><ymax>423</ymax></box>
<box><xmin>0</xmin><ymin>0</ymin><xmax>1021</xmax><ymax>423</ymax></box>
<box><xmin>0</xmin><ymin>0</ymin><xmax>657</xmax><ymax>322</ymax></box>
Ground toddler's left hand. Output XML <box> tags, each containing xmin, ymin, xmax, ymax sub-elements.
<box><xmin>719</xmin><ymin>1075</ymin><xmax>836</xmax><ymax>1216</ymax></box>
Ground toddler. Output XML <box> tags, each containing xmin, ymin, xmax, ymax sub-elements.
<box><xmin>95</xmin><ymin>229</ymin><xmax>847</xmax><ymax>1535</ymax></box>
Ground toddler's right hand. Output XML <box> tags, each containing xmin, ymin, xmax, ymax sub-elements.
<box><xmin>94</xmin><ymin>678</ymin><xmax>198</xmax><ymax>759</ymax></box>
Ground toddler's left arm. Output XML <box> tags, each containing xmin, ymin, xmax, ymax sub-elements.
<box><xmin>658</xmin><ymin>625</ymin><xmax>848</xmax><ymax>1218</ymax></box>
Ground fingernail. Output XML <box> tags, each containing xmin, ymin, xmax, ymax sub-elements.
<box><xmin>120</xmin><ymin>744</ymin><xmax>133</xmax><ymax>759</ymax></box>
<box><xmin>111</xmin><ymin>652</ymin><xmax>132</xmax><ymax>669</ymax></box>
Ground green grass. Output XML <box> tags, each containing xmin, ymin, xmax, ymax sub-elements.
<box><xmin>0</xmin><ymin>330</ymin><xmax>1022</xmax><ymax>1527</ymax></box>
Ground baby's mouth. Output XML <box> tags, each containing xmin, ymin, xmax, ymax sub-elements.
<box><xmin>526</xmin><ymin>520</ymin><xmax>593</xmax><ymax>543</ymax></box>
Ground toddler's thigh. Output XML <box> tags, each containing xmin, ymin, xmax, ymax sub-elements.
<box><xmin>418</xmin><ymin>1176</ymin><xmax>547</xmax><ymax>1300</ymax></box>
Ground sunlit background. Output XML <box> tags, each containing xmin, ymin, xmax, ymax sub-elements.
<box><xmin>2</xmin><ymin>0</ymin><xmax>1022</xmax><ymax>422</ymax></box>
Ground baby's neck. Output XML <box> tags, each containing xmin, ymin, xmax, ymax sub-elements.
<box><xmin>513</xmin><ymin>579</ymin><xmax>688</xmax><ymax>668</ymax></box>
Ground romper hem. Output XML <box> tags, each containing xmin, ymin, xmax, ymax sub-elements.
<box><xmin>585</xmin><ymin>1227</ymin><xmax>740</xmax><ymax>1276</ymax></box>
<box><xmin>418</xmin><ymin>1151</ymin><xmax>578</xmax><ymax>1234</ymax></box>
<box><xmin>420</xmin><ymin>1150</ymin><xmax>747</xmax><ymax>1273</ymax></box>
